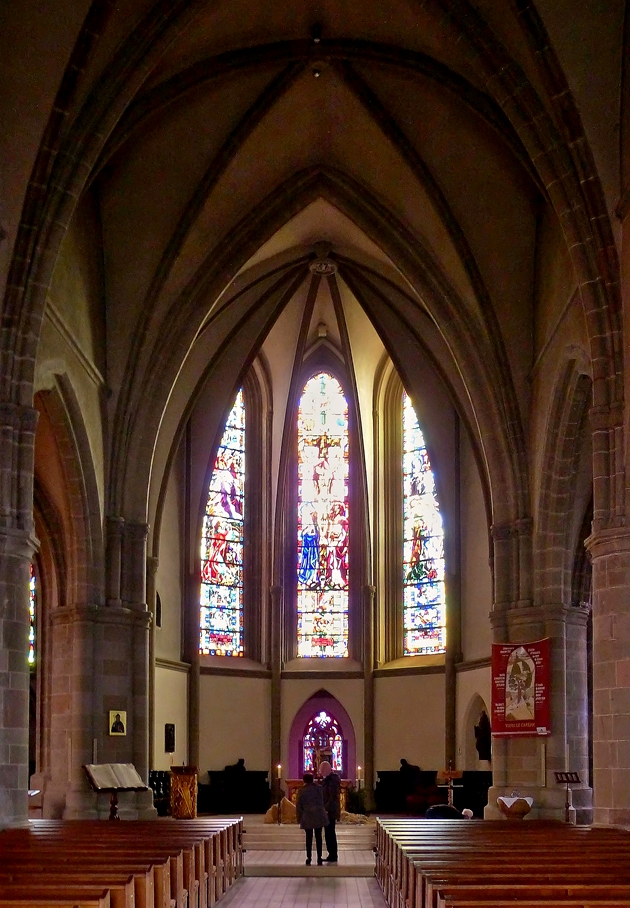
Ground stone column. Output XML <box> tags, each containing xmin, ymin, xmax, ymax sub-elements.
<box><xmin>586</xmin><ymin>526</ymin><xmax>630</xmax><ymax>825</ymax></box>
<box><xmin>146</xmin><ymin>555</ymin><xmax>158</xmax><ymax>773</ymax></box>
<box><xmin>269</xmin><ymin>585</ymin><xmax>282</xmax><ymax>801</ymax></box>
<box><xmin>122</xmin><ymin>523</ymin><xmax>153</xmax><ymax>795</ymax></box>
<box><xmin>105</xmin><ymin>517</ymin><xmax>124</xmax><ymax>608</ymax></box>
<box><xmin>0</xmin><ymin>403</ymin><xmax>38</xmax><ymax>828</ymax></box>
<box><xmin>363</xmin><ymin>585</ymin><xmax>376</xmax><ymax>808</ymax></box>
<box><xmin>485</xmin><ymin>602</ymin><xmax>591</xmax><ymax>821</ymax></box>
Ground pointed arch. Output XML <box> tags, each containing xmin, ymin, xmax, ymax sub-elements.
<box><xmin>536</xmin><ymin>360</ymin><xmax>593</xmax><ymax>606</ymax></box>
<box><xmin>199</xmin><ymin>389</ymin><xmax>246</xmax><ymax>658</ymax></box>
<box><xmin>287</xmin><ymin>690</ymin><xmax>357</xmax><ymax>780</ymax></box>
<box><xmin>402</xmin><ymin>390</ymin><xmax>446</xmax><ymax>655</ymax></box>
<box><xmin>296</xmin><ymin>372</ymin><xmax>350</xmax><ymax>658</ymax></box>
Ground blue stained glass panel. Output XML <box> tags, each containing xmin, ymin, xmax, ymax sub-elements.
<box><xmin>403</xmin><ymin>392</ymin><xmax>446</xmax><ymax>654</ymax></box>
<box><xmin>200</xmin><ymin>390</ymin><xmax>245</xmax><ymax>656</ymax></box>
<box><xmin>297</xmin><ymin>373</ymin><xmax>349</xmax><ymax>658</ymax></box>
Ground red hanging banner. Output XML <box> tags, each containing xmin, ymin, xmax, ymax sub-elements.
<box><xmin>491</xmin><ymin>638</ymin><xmax>551</xmax><ymax>737</ymax></box>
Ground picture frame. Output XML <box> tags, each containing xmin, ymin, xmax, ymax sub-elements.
<box><xmin>165</xmin><ymin>723</ymin><xmax>176</xmax><ymax>754</ymax></box>
<box><xmin>109</xmin><ymin>710</ymin><xmax>127</xmax><ymax>736</ymax></box>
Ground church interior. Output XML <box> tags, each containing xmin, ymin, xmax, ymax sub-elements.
<box><xmin>2</xmin><ymin>0</ymin><xmax>630</xmax><ymax>850</ymax></box>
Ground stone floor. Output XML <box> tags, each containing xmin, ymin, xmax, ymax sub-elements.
<box><xmin>242</xmin><ymin>813</ymin><xmax>376</xmax><ymax>877</ymax></box>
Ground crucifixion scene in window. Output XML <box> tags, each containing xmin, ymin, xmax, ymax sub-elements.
<box><xmin>296</xmin><ymin>372</ymin><xmax>349</xmax><ymax>658</ymax></box>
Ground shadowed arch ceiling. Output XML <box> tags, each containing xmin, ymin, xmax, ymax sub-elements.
<box><xmin>36</xmin><ymin>0</ymin><xmax>615</xmax><ymax>522</ymax></box>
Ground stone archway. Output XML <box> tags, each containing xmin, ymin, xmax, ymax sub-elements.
<box><xmin>462</xmin><ymin>694</ymin><xmax>491</xmax><ymax>771</ymax></box>
<box><xmin>287</xmin><ymin>690</ymin><xmax>356</xmax><ymax>781</ymax></box>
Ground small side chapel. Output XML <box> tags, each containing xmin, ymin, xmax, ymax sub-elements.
<box><xmin>4</xmin><ymin>0</ymin><xmax>629</xmax><ymax>831</ymax></box>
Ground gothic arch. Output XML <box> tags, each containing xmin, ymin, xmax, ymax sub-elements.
<box><xmin>536</xmin><ymin>360</ymin><xmax>593</xmax><ymax>607</ymax></box>
<box><xmin>113</xmin><ymin>170</ymin><xmax>530</xmax><ymax>551</ymax></box>
<box><xmin>462</xmin><ymin>693</ymin><xmax>490</xmax><ymax>771</ymax></box>
<box><xmin>287</xmin><ymin>690</ymin><xmax>357</xmax><ymax>780</ymax></box>
<box><xmin>34</xmin><ymin>375</ymin><xmax>103</xmax><ymax>609</ymax></box>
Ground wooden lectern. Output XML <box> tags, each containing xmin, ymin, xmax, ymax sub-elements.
<box><xmin>84</xmin><ymin>763</ymin><xmax>149</xmax><ymax>820</ymax></box>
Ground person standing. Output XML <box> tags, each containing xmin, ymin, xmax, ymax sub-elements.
<box><xmin>296</xmin><ymin>773</ymin><xmax>329</xmax><ymax>865</ymax></box>
<box><xmin>319</xmin><ymin>760</ymin><xmax>341</xmax><ymax>863</ymax></box>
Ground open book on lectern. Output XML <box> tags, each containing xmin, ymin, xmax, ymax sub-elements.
<box><xmin>84</xmin><ymin>762</ymin><xmax>147</xmax><ymax>791</ymax></box>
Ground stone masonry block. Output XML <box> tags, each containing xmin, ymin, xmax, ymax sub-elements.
<box><xmin>3</xmin><ymin>687</ymin><xmax>27</xmax><ymax>728</ymax></box>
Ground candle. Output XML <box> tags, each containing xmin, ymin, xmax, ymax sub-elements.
<box><xmin>357</xmin><ymin>765</ymin><xmax>362</xmax><ymax>789</ymax></box>
<box><xmin>277</xmin><ymin>763</ymin><xmax>282</xmax><ymax>779</ymax></box>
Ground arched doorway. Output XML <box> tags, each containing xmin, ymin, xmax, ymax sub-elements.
<box><xmin>287</xmin><ymin>690</ymin><xmax>356</xmax><ymax>780</ymax></box>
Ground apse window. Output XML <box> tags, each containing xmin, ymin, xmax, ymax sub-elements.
<box><xmin>199</xmin><ymin>390</ymin><xmax>245</xmax><ymax>656</ymax></box>
<box><xmin>403</xmin><ymin>391</ymin><xmax>446</xmax><ymax>654</ymax></box>
<box><xmin>297</xmin><ymin>372</ymin><xmax>349</xmax><ymax>657</ymax></box>
<box><xmin>29</xmin><ymin>563</ymin><xmax>37</xmax><ymax>666</ymax></box>
<box><xmin>302</xmin><ymin>710</ymin><xmax>344</xmax><ymax>775</ymax></box>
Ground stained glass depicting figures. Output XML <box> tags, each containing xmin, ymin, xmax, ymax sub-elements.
<box><xmin>199</xmin><ymin>390</ymin><xmax>245</xmax><ymax>656</ymax></box>
<box><xmin>302</xmin><ymin>710</ymin><xmax>344</xmax><ymax>774</ymax></box>
<box><xmin>402</xmin><ymin>392</ymin><xmax>446</xmax><ymax>654</ymax></box>
<box><xmin>297</xmin><ymin>373</ymin><xmax>349</xmax><ymax>658</ymax></box>
<box><xmin>29</xmin><ymin>564</ymin><xmax>36</xmax><ymax>666</ymax></box>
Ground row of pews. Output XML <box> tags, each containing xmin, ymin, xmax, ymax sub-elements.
<box><xmin>376</xmin><ymin>817</ymin><xmax>630</xmax><ymax>908</ymax></box>
<box><xmin>0</xmin><ymin>817</ymin><xmax>243</xmax><ymax>908</ymax></box>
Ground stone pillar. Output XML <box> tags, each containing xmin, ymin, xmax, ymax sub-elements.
<box><xmin>146</xmin><ymin>555</ymin><xmax>158</xmax><ymax>773</ymax></box>
<box><xmin>269</xmin><ymin>585</ymin><xmax>282</xmax><ymax>801</ymax></box>
<box><xmin>586</xmin><ymin>526</ymin><xmax>630</xmax><ymax>825</ymax></box>
<box><xmin>485</xmin><ymin>603</ymin><xmax>591</xmax><ymax>821</ymax></box>
<box><xmin>363</xmin><ymin>585</ymin><xmax>375</xmax><ymax>809</ymax></box>
<box><xmin>0</xmin><ymin>403</ymin><xmax>38</xmax><ymax>828</ymax></box>
<box><xmin>105</xmin><ymin>517</ymin><xmax>124</xmax><ymax>608</ymax></box>
<box><xmin>122</xmin><ymin>523</ymin><xmax>153</xmax><ymax>800</ymax></box>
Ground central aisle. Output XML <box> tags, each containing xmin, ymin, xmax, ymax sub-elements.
<box><xmin>242</xmin><ymin>813</ymin><xmax>376</xmax><ymax>877</ymax></box>
<box><xmin>218</xmin><ymin>877</ymin><xmax>388</xmax><ymax>908</ymax></box>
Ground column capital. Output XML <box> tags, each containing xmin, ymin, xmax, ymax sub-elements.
<box><xmin>585</xmin><ymin>524</ymin><xmax>630</xmax><ymax>558</ymax></box>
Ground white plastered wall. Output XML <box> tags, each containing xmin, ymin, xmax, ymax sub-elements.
<box><xmin>154</xmin><ymin>666</ymin><xmax>189</xmax><ymax>769</ymax></box>
<box><xmin>374</xmin><ymin>674</ymin><xmax>445</xmax><ymax>770</ymax></box>
<box><xmin>199</xmin><ymin>675</ymin><xmax>271</xmax><ymax>772</ymax></box>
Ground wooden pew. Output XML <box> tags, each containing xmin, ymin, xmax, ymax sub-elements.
<box><xmin>0</xmin><ymin>817</ymin><xmax>243</xmax><ymax>908</ymax></box>
<box><xmin>375</xmin><ymin>818</ymin><xmax>630</xmax><ymax>908</ymax></box>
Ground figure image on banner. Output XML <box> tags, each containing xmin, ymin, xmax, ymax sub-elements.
<box><xmin>505</xmin><ymin>647</ymin><xmax>535</xmax><ymax>722</ymax></box>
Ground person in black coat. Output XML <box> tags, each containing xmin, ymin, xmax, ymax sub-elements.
<box><xmin>319</xmin><ymin>760</ymin><xmax>341</xmax><ymax>863</ymax></box>
<box><xmin>296</xmin><ymin>773</ymin><xmax>329</xmax><ymax>865</ymax></box>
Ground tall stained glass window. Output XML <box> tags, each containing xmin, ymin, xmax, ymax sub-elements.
<box><xmin>200</xmin><ymin>390</ymin><xmax>245</xmax><ymax>656</ymax></box>
<box><xmin>403</xmin><ymin>391</ymin><xmax>446</xmax><ymax>654</ymax></box>
<box><xmin>29</xmin><ymin>564</ymin><xmax>36</xmax><ymax>666</ymax></box>
<box><xmin>297</xmin><ymin>373</ymin><xmax>349</xmax><ymax>657</ymax></box>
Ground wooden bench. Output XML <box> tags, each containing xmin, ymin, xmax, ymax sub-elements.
<box><xmin>0</xmin><ymin>817</ymin><xmax>243</xmax><ymax>908</ymax></box>
<box><xmin>375</xmin><ymin>818</ymin><xmax>630</xmax><ymax>908</ymax></box>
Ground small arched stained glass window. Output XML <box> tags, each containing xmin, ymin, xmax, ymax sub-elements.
<box><xmin>297</xmin><ymin>373</ymin><xmax>349</xmax><ymax>658</ymax></box>
<box><xmin>199</xmin><ymin>390</ymin><xmax>245</xmax><ymax>656</ymax></box>
<box><xmin>29</xmin><ymin>564</ymin><xmax>36</xmax><ymax>667</ymax></box>
<box><xmin>302</xmin><ymin>710</ymin><xmax>344</xmax><ymax>774</ymax></box>
<box><xmin>403</xmin><ymin>391</ymin><xmax>446</xmax><ymax>654</ymax></box>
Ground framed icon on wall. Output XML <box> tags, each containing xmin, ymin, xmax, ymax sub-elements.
<box><xmin>109</xmin><ymin>710</ymin><xmax>127</xmax><ymax>736</ymax></box>
<box><xmin>165</xmin><ymin>723</ymin><xmax>176</xmax><ymax>754</ymax></box>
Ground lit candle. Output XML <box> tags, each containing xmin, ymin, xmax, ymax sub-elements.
<box><xmin>277</xmin><ymin>763</ymin><xmax>282</xmax><ymax>779</ymax></box>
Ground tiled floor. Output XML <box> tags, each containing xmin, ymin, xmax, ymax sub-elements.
<box><xmin>218</xmin><ymin>876</ymin><xmax>388</xmax><ymax>908</ymax></box>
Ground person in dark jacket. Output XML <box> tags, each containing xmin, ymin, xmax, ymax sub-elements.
<box><xmin>296</xmin><ymin>773</ymin><xmax>329</xmax><ymax>865</ymax></box>
<box><xmin>319</xmin><ymin>760</ymin><xmax>341</xmax><ymax>863</ymax></box>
